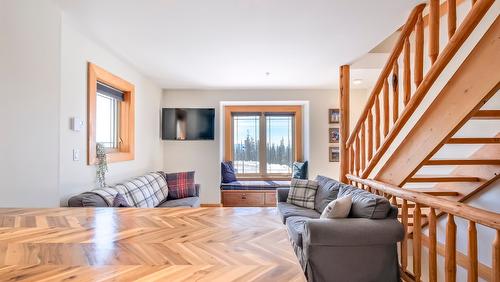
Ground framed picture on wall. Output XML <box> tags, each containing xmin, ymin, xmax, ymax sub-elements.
<box><xmin>329</xmin><ymin>128</ymin><xmax>340</xmax><ymax>143</ymax></box>
<box><xmin>329</xmin><ymin>146</ymin><xmax>339</xmax><ymax>162</ymax></box>
<box><xmin>329</xmin><ymin>109</ymin><xmax>340</xmax><ymax>124</ymax></box>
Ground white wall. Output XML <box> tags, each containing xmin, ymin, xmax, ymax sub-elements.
<box><xmin>58</xmin><ymin>17</ymin><xmax>164</xmax><ymax>206</ymax></box>
<box><xmin>0</xmin><ymin>0</ymin><xmax>61</xmax><ymax>207</ymax></box>
<box><xmin>162</xmin><ymin>89</ymin><xmax>368</xmax><ymax>204</ymax></box>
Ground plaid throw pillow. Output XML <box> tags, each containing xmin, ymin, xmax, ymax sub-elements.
<box><xmin>287</xmin><ymin>179</ymin><xmax>319</xmax><ymax>209</ymax></box>
<box><xmin>166</xmin><ymin>171</ymin><xmax>196</xmax><ymax>199</ymax></box>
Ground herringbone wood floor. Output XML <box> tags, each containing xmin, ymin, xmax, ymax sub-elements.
<box><xmin>0</xmin><ymin>207</ymin><xmax>305</xmax><ymax>282</ymax></box>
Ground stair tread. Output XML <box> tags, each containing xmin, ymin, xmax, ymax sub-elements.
<box><xmin>424</xmin><ymin>159</ymin><xmax>500</xmax><ymax>165</ymax></box>
<box><xmin>447</xmin><ymin>137</ymin><xmax>500</xmax><ymax>144</ymax></box>
<box><xmin>408</xmin><ymin>175</ymin><xmax>481</xmax><ymax>182</ymax></box>
<box><xmin>471</xmin><ymin>110</ymin><xmax>500</xmax><ymax>120</ymax></box>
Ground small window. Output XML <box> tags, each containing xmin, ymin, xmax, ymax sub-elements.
<box><xmin>88</xmin><ymin>63</ymin><xmax>135</xmax><ymax>164</ymax></box>
<box><xmin>96</xmin><ymin>83</ymin><xmax>123</xmax><ymax>150</ymax></box>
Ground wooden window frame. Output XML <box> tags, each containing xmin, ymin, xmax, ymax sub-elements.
<box><xmin>87</xmin><ymin>63</ymin><xmax>135</xmax><ymax>165</ymax></box>
<box><xmin>224</xmin><ymin>105</ymin><xmax>303</xmax><ymax>180</ymax></box>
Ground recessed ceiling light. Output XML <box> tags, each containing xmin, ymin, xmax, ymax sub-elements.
<box><xmin>265</xmin><ymin>72</ymin><xmax>271</xmax><ymax>76</ymax></box>
<box><xmin>353</xmin><ymin>79</ymin><xmax>363</xmax><ymax>85</ymax></box>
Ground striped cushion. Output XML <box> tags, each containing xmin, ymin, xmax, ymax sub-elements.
<box><xmin>165</xmin><ymin>171</ymin><xmax>196</xmax><ymax>199</ymax></box>
<box><xmin>287</xmin><ymin>179</ymin><xmax>319</xmax><ymax>209</ymax></box>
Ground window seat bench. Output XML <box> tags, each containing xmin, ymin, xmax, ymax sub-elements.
<box><xmin>220</xmin><ymin>180</ymin><xmax>291</xmax><ymax>207</ymax></box>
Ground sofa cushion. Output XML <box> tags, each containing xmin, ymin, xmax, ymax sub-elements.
<box><xmin>314</xmin><ymin>175</ymin><xmax>342</xmax><ymax>213</ymax></box>
<box><xmin>157</xmin><ymin>197</ymin><xmax>200</xmax><ymax>208</ymax></box>
<box><xmin>277</xmin><ymin>202</ymin><xmax>321</xmax><ymax>224</ymax></box>
<box><xmin>292</xmin><ymin>161</ymin><xmax>308</xmax><ymax>179</ymax></box>
<box><xmin>338</xmin><ymin>185</ymin><xmax>391</xmax><ymax>219</ymax></box>
<box><xmin>112</xmin><ymin>193</ymin><xmax>130</xmax><ymax>207</ymax></box>
<box><xmin>68</xmin><ymin>192</ymin><xmax>109</xmax><ymax>207</ymax></box>
<box><xmin>286</xmin><ymin>216</ymin><xmax>309</xmax><ymax>247</ymax></box>
<box><xmin>221</xmin><ymin>161</ymin><xmax>237</xmax><ymax>183</ymax></box>
<box><xmin>287</xmin><ymin>179</ymin><xmax>319</xmax><ymax>209</ymax></box>
<box><xmin>165</xmin><ymin>171</ymin><xmax>197</xmax><ymax>199</ymax></box>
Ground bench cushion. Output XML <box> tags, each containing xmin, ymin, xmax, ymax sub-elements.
<box><xmin>220</xmin><ymin>180</ymin><xmax>290</xmax><ymax>190</ymax></box>
<box><xmin>277</xmin><ymin>202</ymin><xmax>320</xmax><ymax>224</ymax></box>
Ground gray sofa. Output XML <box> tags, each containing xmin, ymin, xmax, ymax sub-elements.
<box><xmin>277</xmin><ymin>175</ymin><xmax>404</xmax><ymax>282</ymax></box>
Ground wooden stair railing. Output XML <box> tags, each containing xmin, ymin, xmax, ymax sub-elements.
<box><xmin>347</xmin><ymin>174</ymin><xmax>500</xmax><ymax>282</ymax></box>
<box><xmin>341</xmin><ymin>0</ymin><xmax>496</xmax><ymax>182</ymax></box>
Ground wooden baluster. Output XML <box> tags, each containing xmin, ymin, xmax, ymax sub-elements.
<box><xmin>403</xmin><ymin>37</ymin><xmax>411</xmax><ymax>105</ymax></box>
<box><xmin>349</xmin><ymin>146</ymin><xmax>354</xmax><ymax>184</ymax></box>
<box><xmin>429</xmin><ymin>0</ymin><xmax>440</xmax><ymax>64</ymax></box>
<box><xmin>471</xmin><ymin>0</ymin><xmax>477</xmax><ymax>6</ymax></box>
<box><xmin>468</xmin><ymin>221</ymin><xmax>478</xmax><ymax>282</ymax></box>
<box><xmin>445</xmin><ymin>214</ymin><xmax>457</xmax><ymax>282</ymax></box>
<box><xmin>448</xmin><ymin>0</ymin><xmax>457</xmax><ymax>39</ymax></box>
<box><xmin>414</xmin><ymin>12</ymin><xmax>424</xmax><ymax>88</ymax></box>
<box><xmin>383</xmin><ymin>79</ymin><xmax>389</xmax><ymax>137</ymax></box>
<box><xmin>413</xmin><ymin>203</ymin><xmax>422</xmax><ymax>282</ymax></box>
<box><xmin>392</xmin><ymin>62</ymin><xmax>399</xmax><ymax>124</ymax></box>
<box><xmin>360</xmin><ymin>123</ymin><xmax>366</xmax><ymax>171</ymax></box>
<box><xmin>375</xmin><ymin>95</ymin><xmax>381</xmax><ymax>149</ymax></box>
<box><xmin>367</xmin><ymin>111</ymin><xmax>373</xmax><ymax>161</ymax></box>
<box><xmin>401</xmin><ymin>200</ymin><xmax>408</xmax><ymax>271</ymax></box>
<box><xmin>429</xmin><ymin>208</ymin><xmax>438</xmax><ymax>282</ymax></box>
<box><xmin>355</xmin><ymin>135</ymin><xmax>360</xmax><ymax>178</ymax></box>
<box><xmin>339</xmin><ymin>65</ymin><xmax>350</xmax><ymax>183</ymax></box>
<box><xmin>494</xmin><ymin>230</ymin><xmax>500</xmax><ymax>282</ymax></box>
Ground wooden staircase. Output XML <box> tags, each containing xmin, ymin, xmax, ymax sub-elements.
<box><xmin>337</xmin><ymin>0</ymin><xmax>499</xmax><ymax>281</ymax></box>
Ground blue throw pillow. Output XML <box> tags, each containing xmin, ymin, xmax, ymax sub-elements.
<box><xmin>221</xmin><ymin>161</ymin><xmax>237</xmax><ymax>183</ymax></box>
<box><xmin>292</xmin><ymin>161</ymin><xmax>308</xmax><ymax>179</ymax></box>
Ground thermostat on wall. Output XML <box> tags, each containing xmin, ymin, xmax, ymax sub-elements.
<box><xmin>71</xmin><ymin>117</ymin><xmax>84</xmax><ymax>132</ymax></box>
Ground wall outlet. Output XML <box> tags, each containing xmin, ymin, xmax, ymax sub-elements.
<box><xmin>73</xmin><ymin>149</ymin><xmax>80</xmax><ymax>161</ymax></box>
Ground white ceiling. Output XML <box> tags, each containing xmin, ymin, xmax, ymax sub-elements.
<box><xmin>55</xmin><ymin>0</ymin><xmax>422</xmax><ymax>90</ymax></box>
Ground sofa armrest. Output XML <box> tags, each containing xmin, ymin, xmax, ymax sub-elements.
<box><xmin>303</xmin><ymin>218</ymin><xmax>404</xmax><ymax>247</ymax></box>
<box><xmin>276</xmin><ymin>188</ymin><xmax>290</xmax><ymax>202</ymax></box>
<box><xmin>68</xmin><ymin>193</ymin><xmax>110</xmax><ymax>207</ymax></box>
<box><xmin>195</xmin><ymin>184</ymin><xmax>200</xmax><ymax>197</ymax></box>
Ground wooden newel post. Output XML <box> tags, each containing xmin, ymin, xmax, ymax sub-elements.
<box><xmin>339</xmin><ymin>65</ymin><xmax>350</xmax><ymax>183</ymax></box>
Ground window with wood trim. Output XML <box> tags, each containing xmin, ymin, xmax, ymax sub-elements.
<box><xmin>88</xmin><ymin>63</ymin><xmax>135</xmax><ymax>165</ymax></box>
<box><xmin>224</xmin><ymin>105</ymin><xmax>302</xmax><ymax>179</ymax></box>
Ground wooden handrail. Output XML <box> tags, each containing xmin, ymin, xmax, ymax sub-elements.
<box><xmin>346</xmin><ymin>174</ymin><xmax>500</xmax><ymax>230</ymax></box>
<box><xmin>345</xmin><ymin>4</ymin><xmax>426</xmax><ymax>147</ymax></box>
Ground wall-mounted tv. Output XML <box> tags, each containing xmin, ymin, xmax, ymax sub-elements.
<box><xmin>162</xmin><ymin>108</ymin><xmax>215</xmax><ymax>140</ymax></box>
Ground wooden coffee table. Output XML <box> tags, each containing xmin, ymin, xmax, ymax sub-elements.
<box><xmin>0</xmin><ymin>207</ymin><xmax>305</xmax><ymax>281</ymax></box>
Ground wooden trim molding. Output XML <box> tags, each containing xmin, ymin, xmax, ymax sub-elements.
<box><xmin>223</xmin><ymin>105</ymin><xmax>303</xmax><ymax>177</ymax></box>
<box><xmin>87</xmin><ymin>63</ymin><xmax>135</xmax><ymax>165</ymax></box>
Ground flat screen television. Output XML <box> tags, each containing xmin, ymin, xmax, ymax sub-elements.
<box><xmin>162</xmin><ymin>108</ymin><xmax>215</xmax><ymax>140</ymax></box>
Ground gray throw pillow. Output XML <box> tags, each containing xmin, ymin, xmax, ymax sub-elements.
<box><xmin>338</xmin><ymin>185</ymin><xmax>391</xmax><ymax>219</ymax></box>
<box><xmin>320</xmin><ymin>195</ymin><xmax>352</xmax><ymax>219</ymax></box>
<box><xmin>314</xmin><ymin>175</ymin><xmax>343</xmax><ymax>213</ymax></box>
<box><xmin>287</xmin><ymin>179</ymin><xmax>319</xmax><ymax>209</ymax></box>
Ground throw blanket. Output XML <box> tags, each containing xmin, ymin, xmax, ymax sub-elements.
<box><xmin>91</xmin><ymin>172</ymin><xmax>168</xmax><ymax>208</ymax></box>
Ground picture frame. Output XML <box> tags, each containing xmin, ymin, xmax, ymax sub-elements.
<box><xmin>328</xmin><ymin>109</ymin><xmax>340</xmax><ymax>124</ymax></box>
<box><xmin>329</xmin><ymin>146</ymin><xmax>339</xmax><ymax>162</ymax></box>
<box><xmin>329</xmin><ymin>127</ymin><xmax>340</xmax><ymax>144</ymax></box>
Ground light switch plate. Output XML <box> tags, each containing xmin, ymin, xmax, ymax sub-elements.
<box><xmin>73</xmin><ymin>149</ymin><xmax>80</xmax><ymax>161</ymax></box>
